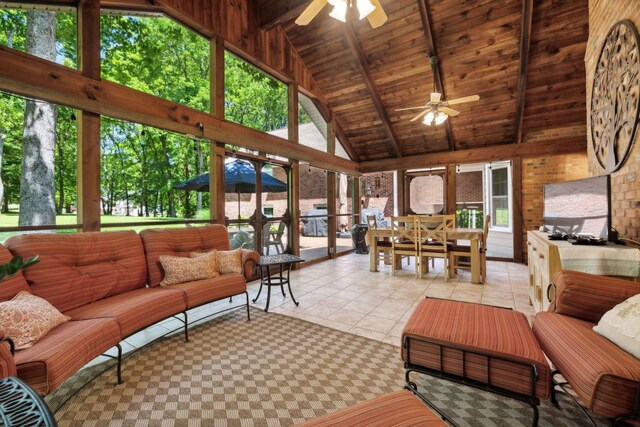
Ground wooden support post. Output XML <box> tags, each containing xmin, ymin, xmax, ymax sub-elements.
<box><xmin>77</xmin><ymin>0</ymin><xmax>101</xmax><ymax>232</ymax></box>
<box><xmin>446</xmin><ymin>165</ymin><xmax>457</xmax><ymax>215</ymax></box>
<box><xmin>211</xmin><ymin>36</ymin><xmax>225</xmax><ymax>119</ymax></box>
<box><xmin>327</xmin><ymin>171</ymin><xmax>337</xmax><ymax>259</ymax></box>
<box><xmin>210</xmin><ymin>36</ymin><xmax>225</xmax><ymax>224</ymax></box>
<box><xmin>211</xmin><ymin>145</ymin><xmax>226</xmax><ymax>224</ymax></box>
<box><xmin>327</xmin><ymin>119</ymin><xmax>336</xmax><ymax>258</ymax></box>
<box><xmin>512</xmin><ymin>157</ymin><xmax>524</xmax><ymax>263</ymax></box>
<box><xmin>352</xmin><ymin>177</ymin><xmax>361</xmax><ymax>224</ymax></box>
<box><xmin>290</xmin><ymin>161</ymin><xmax>300</xmax><ymax>257</ymax></box>
<box><xmin>288</xmin><ymin>82</ymin><xmax>299</xmax><ymax>143</ymax></box>
<box><xmin>396</xmin><ymin>170</ymin><xmax>406</xmax><ymax>216</ymax></box>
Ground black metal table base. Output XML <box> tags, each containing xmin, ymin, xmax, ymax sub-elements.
<box><xmin>254</xmin><ymin>256</ymin><xmax>302</xmax><ymax>312</ymax></box>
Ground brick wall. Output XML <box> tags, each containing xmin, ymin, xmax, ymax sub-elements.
<box><xmin>521</xmin><ymin>154</ymin><xmax>589</xmax><ymax>261</ymax></box>
<box><xmin>409</xmin><ymin>175</ymin><xmax>445</xmax><ymax>214</ymax></box>
<box><xmin>457</xmin><ymin>171</ymin><xmax>483</xmax><ymax>204</ymax></box>
<box><xmin>362</xmin><ymin>172</ymin><xmax>394</xmax><ymax>220</ymax></box>
<box><xmin>586</xmin><ymin>0</ymin><xmax>640</xmax><ymax>242</ymax></box>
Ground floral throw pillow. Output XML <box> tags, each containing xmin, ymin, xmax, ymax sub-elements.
<box><xmin>593</xmin><ymin>293</ymin><xmax>640</xmax><ymax>358</ymax></box>
<box><xmin>0</xmin><ymin>290</ymin><xmax>71</xmax><ymax>350</ymax></box>
<box><xmin>159</xmin><ymin>250</ymin><xmax>219</xmax><ymax>286</ymax></box>
<box><xmin>216</xmin><ymin>249</ymin><xmax>243</xmax><ymax>274</ymax></box>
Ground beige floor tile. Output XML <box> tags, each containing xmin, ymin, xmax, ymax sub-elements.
<box><xmin>325</xmin><ymin>310</ymin><xmax>368</xmax><ymax>326</ymax></box>
<box><xmin>318</xmin><ymin>319</ymin><xmax>353</xmax><ymax>333</ymax></box>
<box><xmin>332</xmin><ymin>289</ymin><xmax>364</xmax><ymax>300</ymax></box>
<box><xmin>342</xmin><ymin>300</ymin><xmax>379</xmax><ymax>314</ymax></box>
<box><xmin>382</xmin><ymin>335</ymin><xmax>401</xmax><ymax>347</ymax></box>
<box><xmin>368</xmin><ymin>306</ymin><xmax>406</xmax><ymax>322</ymax></box>
<box><xmin>355</xmin><ymin>314</ymin><xmax>398</xmax><ymax>334</ymax></box>
<box><xmin>348</xmin><ymin>327</ymin><xmax>387</xmax><ymax>341</ymax></box>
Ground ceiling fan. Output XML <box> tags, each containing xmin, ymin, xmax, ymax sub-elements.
<box><xmin>295</xmin><ymin>0</ymin><xmax>388</xmax><ymax>28</ymax></box>
<box><xmin>396</xmin><ymin>57</ymin><xmax>480</xmax><ymax>126</ymax></box>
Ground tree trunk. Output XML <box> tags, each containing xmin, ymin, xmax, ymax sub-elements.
<box><xmin>19</xmin><ymin>11</ymin><xmax>57</xmax><ymax>227</ymax></box>
<box><xmin>195</xmin><ymin>139</ymin><xmax>204</xmax><ymax>212</ymax></box>
<box><xmin>56</xmin><ymin>134</ymin><xmax>64</xmax><ymax>215</ymax></box>
<box><xmin>160</xmin><ymin>135</ymin><xmax>176</xmax><ymax>217</ymax></box>
<box><xmin>0</xmin><ymin>132</ymin><xmax>5</xmax><ymax>211</ymax></box>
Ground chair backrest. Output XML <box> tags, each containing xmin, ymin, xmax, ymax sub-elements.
<box><xmin>417</xmin><ymin>215</ymin><xmax>450</xmax><ymax>252</ymax></box>
<box><xmin>366</xmin><ymin>214</ymin><xmax>377</xmax><ymax>230</ymax></box>
<box><xmin>482</xmin><ymin>214</ymin><xmax>491</xmax><ymax>249</ymax></box>
<box><xmin>391</xmin><ymin>216</ymin><xmax>418</xmax><ymax>251</ymax></box>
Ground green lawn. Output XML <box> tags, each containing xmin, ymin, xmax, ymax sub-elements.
<box><xmin>0</xmin><ymin>212</ymin><xmax>201</xmax><ymax>243</ymax></box>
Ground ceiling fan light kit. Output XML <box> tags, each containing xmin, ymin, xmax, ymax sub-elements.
<box><xmin>296</xmin><ymin>0</ymin><xmax>387</xmax><ymax>28</ymax></box>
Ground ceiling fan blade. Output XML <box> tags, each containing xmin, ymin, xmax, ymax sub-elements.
<box><xmin>295</xmin><ymin>0</ymin><xmax>328</xmax><ymax>26</ymax></box>
<box><xmin>395</xmin><ymin>105</ymin><xmax>429</xmax><ymax>111</ymax></box>
<box><xmin>366</xmin><ymin>0</ymin><xmax>388</xmax><ymax>28</ymax></box>
<box><xmin>446</xmin><ymin>95</ymin><xmax>480</xmax><ymax>105</ymax></box>
<box><xmin>438</xmin><ymin>106</ymin><xmax>460</xmax><ymax>117</ymax></box>
<box><xmin>410</xmin><ymin>110</ymin><xmax>429</xmax><ymax>122</ymax></box>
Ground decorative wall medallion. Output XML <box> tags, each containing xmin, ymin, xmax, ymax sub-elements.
<box><xmin>590</xmin><ymin>20</ymin><xmax>640</xmax><ymax>173</ymax></box>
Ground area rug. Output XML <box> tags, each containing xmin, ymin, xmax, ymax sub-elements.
<box><xmin>47</xmin><ymin>308</ymin><xmax>605</xmax><ymax>427</ymax></box>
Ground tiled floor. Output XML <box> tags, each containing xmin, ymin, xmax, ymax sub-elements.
<box><xmin>248</xmin><ymin>253</ymin><xmax>535</xmax><ymax>346</ymax></box>
<box><xmin>103</xmin><ymin>253</ymin><xmax>533</xmax><ymax>359</ymax></box>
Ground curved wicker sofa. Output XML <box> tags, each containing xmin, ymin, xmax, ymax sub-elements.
<box><xmin>0</xmin><ymin>224</ymin><xmax>259</xmax><ymax>395</ymax></box>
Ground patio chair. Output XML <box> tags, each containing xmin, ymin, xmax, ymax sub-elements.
<box><xmin>263</xmin><ymin>221</ymin><xmax>286</xmax><ymax>254</ymax></box>
<box><xmin>417</xmin><ymin>215</ymin><xmax>451</xmax><ymax>280</ymax></box>
<box><xmin>449</xmin><ymin>214</ymin><xmax>490</xmax><ymax>282</ymax></box>
<box><xmin>391</xmin><ymin>216</ymin><xmax>420</xmax><ymax>277</ymax></box>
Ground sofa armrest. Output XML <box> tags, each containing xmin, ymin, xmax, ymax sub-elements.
<box><xmin>241</xmin><ymin>249</ymin><xmax>260</xmax><ymax>281</ymax></box>
<box><xmin>551</xmin><ymin>270</ymin><xmax>640</xmax><ymax>323</ymax></box>
<box><xmin>0</xmin><ymin>332</ymin><xmax>17</xmax><ymax>379</ymax></box>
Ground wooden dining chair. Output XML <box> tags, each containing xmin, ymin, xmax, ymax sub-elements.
<box><xmin>449</xmin><ymin>214</ymin><xmax>490</xmax><ymax>282</ymax></box>
<box><xmin>417</xmin><ymin>215</ymin><xmax>451</xmax><ymax>280</ymax></box>
<box><xmin>368</xmin><ymin>215</ymin><xmax>393</xmax><ymax>269</ymax></box>
<box><xmin>391</xmin><ymin>216</ymin><xmax>419</xmax><ymax>277</ymax></box>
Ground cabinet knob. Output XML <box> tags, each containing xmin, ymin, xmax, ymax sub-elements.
<box><xmin>532</xmin><ymin>247</ymin><xmax>537</xmax><ymax>251</ymax></box>
<box><xmin>539</xmin><ymin>253</ymin><xmax>545</xmax><ymax>259</ymax></box>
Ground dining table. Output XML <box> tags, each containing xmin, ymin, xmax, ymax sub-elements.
<box><xmin>366</xmin><ymin>227</ymin><xmax>485</xmax><ymax>284</ymax></box>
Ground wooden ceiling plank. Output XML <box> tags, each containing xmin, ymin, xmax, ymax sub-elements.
<box><xmin>417</xmin><ymin>0</ymin><xmax>454</xmax><ymax>151</ymax></box>
<box><xmin>514</xmin><ymin>0</ymin><xmax>533</xmax><ymax>144</ymax></box>
<box><xmin>342</xmin><ymin>22</ymin><xmax>403</xmax><ymax>158</ymax></box>
<box><xmin>259</xmin><ymin>0</ymin><xmax>310</xmax><ymax>30</ymax></box>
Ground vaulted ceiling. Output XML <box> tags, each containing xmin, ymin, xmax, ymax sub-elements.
<box><xmin>258</xmin><ymin>0</ymin><xmax>589</xmax><ymax>163</ymax></box>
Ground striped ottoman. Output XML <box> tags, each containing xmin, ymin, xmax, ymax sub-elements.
<box><xmin>401</xmin><ymin>298</ymin><xmax>551</xmax><ymax>427</ymax></box>
<box><xmin>296</xmin><ymin>389</ymin><xmax>446</xmax><ymax>426</ymax></box>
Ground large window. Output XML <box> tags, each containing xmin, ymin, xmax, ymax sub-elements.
<box><xmin>487</xmin><ymin>162</ymin><xmax>511</xmax><ymax>230</ymax></box>
<box><xmin>100</xmin><ymin>14</ymin><xmax>210</xmax><ymax>111</ymax></box>
<box><xmin>225</xmin><ymin>52</ymin><xmax>288</xmax><ymax>132</ymax></box>
<box><xmin>0</xmin><ymin>92</ymin><xmax>78</xmax><ymax>242</ymax></box>
<box><xmin>0</xmin><ymin>8</ymin><xmax>77</xmax><ymax>69</ymax></box>
<box><xmin>100</xmin><ymin>117</ymin><xmax>210</xmax><ymax>231</ymax></box>
<box><xmin>336</xmin><ymin>174</ymin><xmax>353</xmax><ymax>254</ymax></box>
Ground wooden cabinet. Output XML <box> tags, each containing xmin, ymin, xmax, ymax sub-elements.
<box><xmin>527</xmin><ymin>231</ymin><xmax>562</xmax><ymax>312</ymax></box>
<box><xmin>527</xmin><ymin>231</ymin><xmax>640</xmax><ymax>313</ymax></box>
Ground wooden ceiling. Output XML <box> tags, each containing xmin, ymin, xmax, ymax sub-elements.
<box><xmin>258</xmin><ymin>0</ymin><xmax>589</xmax><ymax>163</ymax></box>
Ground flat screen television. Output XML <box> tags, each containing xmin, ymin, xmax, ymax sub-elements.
<box><xmin>543</xmin><ymin>175</ymin><xmax>611</xmax><ymax>239</ymax></box>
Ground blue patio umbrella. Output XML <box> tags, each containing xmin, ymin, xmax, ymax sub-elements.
<box><xmin>174</xmin><ymin>159</ymin><xmax>288</xmax><ymax>193</ymax></box>
<box><xmin>174</xmin><ymin>159</ymin><xmax>288</xmax><ymax>219</ymax></box>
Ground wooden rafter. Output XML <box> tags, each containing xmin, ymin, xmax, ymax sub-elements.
<box><xmin>360</xmin><ymin>138</ymin><xmax>586</xmax><ymax>173</ymax></box>
<box><xmin>342</xmin><ymin>22</ymin><xmax>403</xmax><ymax>158</ymax></box>
<box><xmin>514</xmin><ymin>0</ymin><xmax>534</xmax><ymax>144</ymax></box>
<box><xmin>259</xmin><ymin>0</ymin><xmax>310</xmax><ymax>30</ymax></box>
<box><xmin>417</xmin><ymin>0</ymin><xmax>454</xmax><ymax>151</ymax></box>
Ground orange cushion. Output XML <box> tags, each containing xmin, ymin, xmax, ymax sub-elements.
<box><xmin>167</xmin><ymin>274</ymin><xmax>246</xmax><ymax>309</ymax></box>
<box><xmin>402</xmin><ymin>299</ymin><xmax>551</xmax><ymax>400</ymax></box>
<box><xmin>295</xmin><ymin>390</ymin><xmax>445</xmax><ymax>426</ymax></box>
<box><xmin>6</xmin><ymin>231</ymin><xmax>148</xmax><ymax>313</ymax></box>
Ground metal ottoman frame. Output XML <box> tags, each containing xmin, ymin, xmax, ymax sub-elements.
<box><xmin>403</xmin><ymin>334</ymin><xmax>541</xmax><ymax>427</ymax></box>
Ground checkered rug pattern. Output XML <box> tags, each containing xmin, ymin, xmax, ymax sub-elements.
<box><xmin>47</xmin><ymin>308</ymin><xmax>605</xmax><ymax>427</ymax></box>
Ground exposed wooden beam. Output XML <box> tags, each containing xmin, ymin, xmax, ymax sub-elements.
<box><xmin>512</xmin><ymin>157</ymin><xmax>524</xmax><ymax>263</ymax></box>
<box><xmin>259</xmin><ymin>0</ymin><xmax>309</xmax><ymax>30</ymax></box>
<box><xmin>514</xmin><ymin>0</ymin><xmax>534</xmax><ymax>144</ymax></box>
<box><xmin>417</xmin><ymin>0</ymin><xmax>454</xmax><ymax>152</ymax></box>
<box><xmin>0</xmin><ymin>45</ymin><xmax>360</xmax><ymax>176</ymax></box>
<box><xmin>342</xmin><ymin>22</ymin><xmax>403</xmax><ymax>158</ymax></box>
<box><xmin>77</xmin><ymin>0</ymin><xmax>101</xmax><ymax>232</ymax></box>
<box><xmin>360</xmin><ymin>139</ymin><xmax>586</xmax><ymax>173</ymax></box>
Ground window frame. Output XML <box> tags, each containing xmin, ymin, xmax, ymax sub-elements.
<box><xmin>484</xmin><ymin>161</ymin><xmax>512</xmax><ymax>232</ymax></box>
